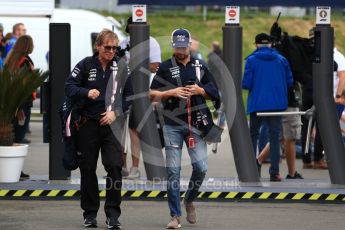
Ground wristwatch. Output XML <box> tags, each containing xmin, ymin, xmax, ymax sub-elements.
<box><xmin>336</xmin><ymin>94</ymin><xmax>342</xmax><ymax>98</ymax></box>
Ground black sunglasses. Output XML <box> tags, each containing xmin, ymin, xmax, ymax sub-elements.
<box><xmin>103</xmin><ymin>45</ymin><xmax>117</xmax><ymax>51</ymax></box>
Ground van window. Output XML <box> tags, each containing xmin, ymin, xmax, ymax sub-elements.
<box><xmin>91</xmin><ymin>32</ymin><xmax>98</xmax><ymax>54</ymax></box>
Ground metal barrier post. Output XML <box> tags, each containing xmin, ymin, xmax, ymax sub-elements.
<box><xmin>223</xmin><ymin>6</ymin><xmax>259</xmax><ymax>182</ymax></box>
<box><xmin>129</xmin><ymin>5</ymin><xmax>166</xmax><ymax>181</ymax></box>
<box><xmin>312</xmin><ymin>6</ymin><xmax>345</xmax><ymax>184</ymax></box>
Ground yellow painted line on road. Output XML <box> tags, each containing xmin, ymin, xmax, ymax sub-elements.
<box><xmin>259</xmin><ymin>192</ymin><xmax>272</xmax><ymax>199</ymax></box>
<box><xmin>47</xmin><ymin>190</ymin><xmax>60</xmax><ymax>197</ymax></box>
<box><xmin>64</xmin><ymin>190</ymin><xmax>77</xmax><ymax>197</ymax></box>
<box><xmin>292</xmin><ymin>193</ymin><xmax>305</xmax><ymax>200</ymax></box>
<box><xmin>0</xmin><ymin>190</ymin><xmax>9</xmax><ymax>196</ymax></box>
<box><xmin>30</xmin><ymin>190</ymin><xmax>43</xmax><ymax>197</ymax></box>
<box><xmin>275</xmin><ymin>193</ymin><xmax>288</xmax><ymax>200</ymax></box>
<box><xmin>13</xmin><ymin>190</ymin><xmax>26</xmax><ymax>197</ymax></box>
<box><xmin>225</xmin><ymin>192</ymin><xmax>238</xmax><ymax>199</ymax></box>
<box><xmin>209</xmin><ymin>192</ymin><xmax>222</xmax><ymax>199</ymax></box>
<box><xmin>131</xmin><ymin>190</ymin><xmax>144</xmax><ymax>198</ymax></box>
<box><xmin>148</xmin><ymin>191</ymin><xmax>160</xmax><ymax>198</ymax></box>
<box><xmin>242</xmin><ymin>192</ymin><xmax>255</xmax><ymax>199</ymax></box>
<box><xmin>99</xmin><ymin>190</ymin><xmax>106</xmax><ymax>198</ymax></box>
<box><xmin>326</xmin><ymin>194</ymin><xmax>338</xmax><ymax>201</ymax></box>
<box><xmin>197</xmin><ymin>192</ymin><xmax>205</xmax><ymax>198</ymax></box>
<box><xmin>309</xmin><ymin>193</ymin><xmax>322</xmax><ymax>200</ymax></box>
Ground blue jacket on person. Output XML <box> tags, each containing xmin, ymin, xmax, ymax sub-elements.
<box><xmin>4</xmin><ymin>37</ymin><xmax>17</xmax><ymax>58</ymax></box>
<box><xmin>242</xmin><ymin>47</ymin><xmax>293</xmax><ymax>114</ymax></box>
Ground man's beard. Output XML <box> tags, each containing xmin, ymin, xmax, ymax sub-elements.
<box><xmin>175</xmin><ymin>53</ymin><xmax>189</xmax><ymax>61</ymax></box>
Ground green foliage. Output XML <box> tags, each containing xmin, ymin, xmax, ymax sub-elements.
<box><xmin>0</xmin><ymin>65</ymin><xmax>48</xmax><ymax>145</ymax></box>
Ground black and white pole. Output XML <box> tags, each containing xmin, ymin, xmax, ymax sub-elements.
<box><xmin>129</xmin><ymin>5</ymin><xmax>166</xmax><ymax>181</ymax></box>
<box><xmin>312</xmin><ymin>6</ymin><xmax>345</xmax><ymax>184</ymax></box>
<box><xmin>223</xmin><ymin>6</ymin><xmax>259</xmax><ymax>182</ymax></box>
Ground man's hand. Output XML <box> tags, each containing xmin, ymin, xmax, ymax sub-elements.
<box><xmin>169</xmin><ymin>87</ymin><xmax>191</xmax><ymax>99</ymax></box>
<box><xmin>185</xmin><ymin>84</ymin><xmax>206</xmax><ymax>96</ymax></box>
<box><xmin>88</xmin><ymin>89</ymin><xmax>100</xmax><ymax>100</ymax></box>
<box><xmin>16</xmin><ymin>109</ymin><xmax>25</xmax><ymax>120</ymax></box>
<box><xmin>100</xmin><ymin>111</ymin><xmax>116</xmax><ymax>126</ymax></box>
<box><xmin>335</xmin><ymin>97</ymin><xmax>342</xmax><ymax>104</ymax></box>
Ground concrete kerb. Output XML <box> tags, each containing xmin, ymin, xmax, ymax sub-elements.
<box><xmin>1</xmin><ymin>177</ymin><xmax>345</xmax><ymax>204</ymax></box>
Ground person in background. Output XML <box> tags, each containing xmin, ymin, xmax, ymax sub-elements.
<box><xmin>257</xmin><ymin>82</ymin><xmax>304</xmax><ymax>180</ymax></box>
<box><xmin>190</xmin><ymin>37</ymin><xmax>203</xmax><ymax>60</ymax></box>
<box><xmin>4</xmin><ymin>35</ymin><xmax>35</xmax><ymax>179</ymax></box>
<box><xmin>307</xmin><ymin>45</ymin><xmax>345</xmax><ymax>169</ymax></box>
<box><xmin>0</xmin><ymin>23</ymin><xmax>4</xmax><ymax>69</ymax></box>
<box><xmin>4</xmin><ymin>23</ymin><xmax>26</xmax><ymax>58</ymax></box>
<box><xmin>119</xmin><ymin>16</ymin><xmax>162</xmax><ymax>179</ymax></box>
<box><xmin>242</xmin><ymin>33</ymin><xmax>293</xmax><ymax>182</ymax></box>
<box><xmin>207</xmin><ymin>41</ymin><xmax>225</xmax><ymax>128</ymax></box>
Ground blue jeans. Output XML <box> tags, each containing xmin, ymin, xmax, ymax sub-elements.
<box><xmin>336</xmin><ymin>104</ymin><xmax>345</xmax><ymax>118</ymax></box>
<box><xmin>250</xmin><ymin>113</ymin><xmax>282</xmax><ymax>175</ymax></box>
<box><xmin>164</xmin><ymin>125</ymin><xmax>208</xmax><ymax>217</ymax></box>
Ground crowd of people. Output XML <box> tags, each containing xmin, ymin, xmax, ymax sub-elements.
<box><xmin>243</xmin><ymin>32</ymin><xmax>345</xmax><ymax>182</ymax></box>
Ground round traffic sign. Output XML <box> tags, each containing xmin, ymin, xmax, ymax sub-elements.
<box><xmin>136</xmin><ymin>9</ymin><xmax>143</xmax><ymax>17</ymax></box>
<box><xmin>228</xmin><ymin>9</ymin><xmax>237</xmax><ymax>18</ymax></box>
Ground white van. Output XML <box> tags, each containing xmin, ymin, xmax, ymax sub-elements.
<box><xmin>0</xmin><ymin>1</ymin><xmax>126</xmax><ymax>70</ymax></box>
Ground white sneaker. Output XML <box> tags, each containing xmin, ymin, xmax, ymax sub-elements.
<box><xmin>127</xmin><ymin>167</ymin><xmax>140</xmax><ymax>179</ymax></box>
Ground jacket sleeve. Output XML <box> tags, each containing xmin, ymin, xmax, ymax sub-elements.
<box><xmin>150</xmin><ymin>63</ymin><xmax>166</xmax><ymax>90</ymax></box>
<box><xmin>113</xmin><ymin>59</ymin><xmax>131</xmax><ymax>115</ymax></box>
<box><xmin>65</xmin><ymin>58</ymin><xmax>89</xmax><ymax>100</ymax></box>
<box><xmin>242</xmin><ymin>58</ymin><xmax>254</xmax><ymax>90</ymax></box>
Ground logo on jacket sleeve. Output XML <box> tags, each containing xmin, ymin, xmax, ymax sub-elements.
<box><xmin>71</xmin><ymin>67</ymin><xmax>80</xmax><ymax>78</ymax></box>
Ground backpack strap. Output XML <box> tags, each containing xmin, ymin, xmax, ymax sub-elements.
<box><xmin>18</xmin><ymin>56</ymin><xmax>34</xmax><ymax>70</ymax></box>
<box><xmin>195</xmin><ymin>59</ymin><xmax>202</xmax><ymax>82</ymax></box>
<box><xmin>171</xmin><ymin>56</ymin><xmax>183</xmax><ymax>87</ymax></box>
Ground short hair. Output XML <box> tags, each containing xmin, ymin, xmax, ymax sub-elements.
<box><xmin>12</xmin><ymin>23</ymin><xmax>24</xmax><ymax>33</ymax></box>
<box><xmin>95</xmin><ymin>29</ymin><xmax>118</xmax><ymax>46</ymax></box>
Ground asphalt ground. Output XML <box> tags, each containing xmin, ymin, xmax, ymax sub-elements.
<box><xmin>1</xmin><ymin>200</ymin><xmax>345</xmax><ymax>230</ymax></box>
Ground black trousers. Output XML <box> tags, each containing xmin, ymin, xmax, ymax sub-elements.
<box><xmin>77</xmin><ymin>119</ymin><xmax>123</xmax><ymax>219</ymax></box>
<box><xmin>13</xmin><ymin>103</ymin><xmax>31</xmax><ymax>142</ymax></box>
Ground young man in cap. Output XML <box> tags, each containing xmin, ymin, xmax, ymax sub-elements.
<box><xmin>243</xmin><ymin>33</ymin><xmax>293</xmax><ymax>182</ymax></box>
<box><xmin>150</xmin><ymin>28</ymin><xmax>220</xmax><ymax>229</ymax></box>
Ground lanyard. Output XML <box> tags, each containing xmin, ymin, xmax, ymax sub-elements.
<box><xmin>187</xmin><ymin>96</ymin><xmax>195</xmax><ymax>148</ymax></box>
